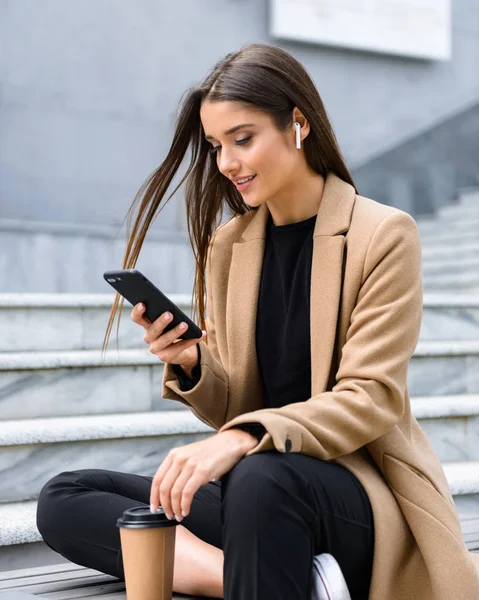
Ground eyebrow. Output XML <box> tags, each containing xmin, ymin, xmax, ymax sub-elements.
<box><xmin>204</xmin><ymin>123</ymin><xmax>256</xmax><ymax>141</ymax></box>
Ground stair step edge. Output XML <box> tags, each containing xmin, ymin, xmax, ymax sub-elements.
<box><xmin>3</xmin><ymin>461</ymin><xmax>479</xmax><ymax>546</ymax></box>
<box><xmin>1</xmin><ymin>396</ymin><xmax>479</xmax><ymax>446</ymax></box>
<box><xmin>0</xmin><ymin>293</ymin><xmax>192</xmax><ymax>309</ymax></box>
<box><xmin>2</xmin><ymin>340</ymin><xmax>479</xmax><ymax>371</ymax></box>
<box><xmin>0</xmin><ymin>411</ymin><xmax>214</xmax><ymax>446</ymax></box>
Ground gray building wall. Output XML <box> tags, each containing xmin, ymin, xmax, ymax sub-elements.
<box><xmin>1</xmin><ymin>0</ymin><xmax>479</xmax><ymax>230</ymax></box>
<box><xmin>353</xmin><ymin>100</ymin><xmax>479</xmax><ymax>216</ymax></box>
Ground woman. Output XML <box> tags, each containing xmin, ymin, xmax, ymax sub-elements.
<box><xmin>36</xmin><ymin>44</ymin><xmax>479</xmax><ymax>600</ymax></box>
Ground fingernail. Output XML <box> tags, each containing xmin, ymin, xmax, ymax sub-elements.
<box><xmin>182</xmin><ymin>510</ymin><xmax>187</xmax><ymax>518</ymax></box>
<box><xmin>175</xmin><ymin>514</ymin><xmax>181</xmax><ymax>522</ymax></box>
<box><xmin>164</xmin><ymin>312</ymin><xmax>172</xmax><ymax>320</ymax></box>
<box><xmin>202</xmin><ymin>330</ymin><xmax>207</xmax><ymax>336</ymax></box>
<box><xmin>150</xmin><ymin>504</ymin><xmax>155</xmax><ymax>513</ymax></box>
<box><xmin>138</xmin><ymin>303</ymin><xmax>145</xmax><ymax>311</ymax></box>
<box><xmin>179</xmin><ymin>322</ymin><xmax>186</xmax><ymax>329</ymax></box>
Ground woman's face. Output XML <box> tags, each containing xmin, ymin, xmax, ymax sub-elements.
<box><xmin>200</xmin><ymin>100</ymin><xmax>302</xmax><ymax>209</ymax></box>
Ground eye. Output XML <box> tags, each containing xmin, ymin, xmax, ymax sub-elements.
<box><xmin>236</xmin><ymin>136</ymin><xmax>251</xmax><ymax>146</ymax></box>
<box><xmin>208</xmin><ymin>136</ymin><xmax>252</xmax><ymax>155</ymax></box>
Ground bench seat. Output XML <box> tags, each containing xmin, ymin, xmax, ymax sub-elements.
<box><xmin>0</xmin><ymin>562</ymin><xmax>198</xmax><ymax>599</ymax></box>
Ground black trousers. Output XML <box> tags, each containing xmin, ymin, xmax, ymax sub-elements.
<box><xmin>37</xmin><ymin>451</ymin><xmax>374</xmax><ymax>600</ymax></box>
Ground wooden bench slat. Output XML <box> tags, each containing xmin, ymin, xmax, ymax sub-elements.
<box><xmin>2</xmin><ymin>580</ymin><xmax>125</xmax><ymax>597</ymax></box>
<box><xmin>0</xmin><ymin>564</ymin><xmax>195</xmax><ymax>599</ymax></box>
<box><xmin>37</xmin><ymin>583</ymin><xmax>126</xmax><ymax>599</ymax></box>
<box><xmin>0</xmin><ymin>565</ymin><xmax>85</xmax><ymax>583</ymax></box>
<box><xmin>0</xmin><ymin>574</ymin><xmax>117</xmax><ymax>592</ymax></box>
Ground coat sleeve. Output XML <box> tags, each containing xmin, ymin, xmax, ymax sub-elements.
<box><xmin>218</xmin><ymin>211</ymin><xmax>423</xmax><ymax>458</ymax></box>
<box><xmin>162</xmin><ymin>232</ymin><xmax>229</xmax><ymax>430</ymax></box>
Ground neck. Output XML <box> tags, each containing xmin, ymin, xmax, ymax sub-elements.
<box><xmin>267</xmin><ymin>170</ymin><xmax>325</xmax><ymax>227</ymax></box>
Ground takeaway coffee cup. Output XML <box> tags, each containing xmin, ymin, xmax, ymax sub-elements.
<box><xmin>117</xmin><ymin>506</ymin><xmax>179</xmax><ymax>600</ymax></box>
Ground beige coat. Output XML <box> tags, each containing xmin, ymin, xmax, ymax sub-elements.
<box><xmin>162</xmin><ymin>172</ymin><xmax>479</xmax><ymax>599</ymax></box>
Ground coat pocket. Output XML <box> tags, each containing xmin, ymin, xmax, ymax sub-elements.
<box><xmin>382</xmin><ymin>453</ymin><xmax>463</xmax><ymax>542</ymax></box>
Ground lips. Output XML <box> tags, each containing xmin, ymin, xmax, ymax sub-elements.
<box><xmin>234</xmin><ymin>175</ymin><xmax>256</xmax><ymax>185</ymax></box>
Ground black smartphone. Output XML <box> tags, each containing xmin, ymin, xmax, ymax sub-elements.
<box><xmin>103</xmin><ymin>269</ymin><xmax>203</xmax><ymax>340</ymax></box>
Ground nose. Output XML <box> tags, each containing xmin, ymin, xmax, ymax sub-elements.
<box><xmin>217</xmin><ymin>147</ymin><xmax>240</xmax><ymax>178</ymax></box>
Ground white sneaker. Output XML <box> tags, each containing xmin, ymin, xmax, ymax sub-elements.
<box><xmin>311</xmin><ymin>553</ymin><xmax>352</xmax><ymax>600</ymax></box>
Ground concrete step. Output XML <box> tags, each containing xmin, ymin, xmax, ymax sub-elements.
<box><xmin>419</xmin><ymin>227</ymin><xmax>479</xmax><ymax>246</ymax></box>
<box><xmin>412</xmin><ymin>394</ymin><xmax>479</xmax><ymax>462</ymax></box>
<box><xmin>422</xmin><ymin>271</ymin><xmax>479</xmax><ymax>291</ymax></box>
<box><xmin>418</xmin><ymin>216</ymin><xmax>479</xmax><ymax>237</ymax></box>
<box><xmin>1</xmin><ymin>460</ymin><xmax>476</xmax><ymax>552</ymax></box>
<box><xmin>437</xmin><ymin>204</ymin><xmax>479</xmax><ymax>221</ymax></box>
<box><xmin>406</xmin><ymin>339</ymin><xmax>479</xmax><ymax>398</ymax></box>
<box><xmin>1</xmin><ymin>339</ymin><xmax>479</xmax><ymax>420</ymax></box>
<box><xmin>1</xmin><ymin>293</ymin><xmax>478</xmax><ymax>354</ymax></box>
<box><xmin>418</xmin><ymin>189</ymin><xmax>479</xmax><ymax>225</ymax></box>
<box><xmin>421</xmin><ymin>241</ymin><xmax>479</xmax><ymax>262</ymax></box>
<box><xmin>457</xmin><ymin>186</ymin><xmax>479</xmax><ymax>207</ymax></box>
<box><xmin>0</xmin><ymin>218</ymin><xmax>195</xmax><ymax>294</ymax></box>
<box><xmin>422</xmin><ymin>255</ymin><xmax>479</xmax><ymax>276</ymax></box>
<box><xmin>0</xmin><ymin>395</ymin><xmax>479</xmax><ymax>504</ymax></box>
<box><xmin>420</xmin><ymin>294</ymin><xmax>479</xmax><ymax>341</ymax></box>
<box><xmin>0</xmin><ymin>348</ymin><xmax>173</xmax><ymax>419</ymax></box>
<box><xmin>0</xmin><ymin>411</ymin><xmax>214</xmax><ymax>503</ymax></box>
<box><xmin>0</xmin><ymin>293</ymin><xmax>193</xmax><ymax>353</ymax></box>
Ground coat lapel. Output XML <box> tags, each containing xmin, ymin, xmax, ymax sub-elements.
<box><xmin>225</xmin><ymin>173</ymin><xmax>356</xmax><ymax>417</ymax></box>
<box><xmin>310</xmin><ymin>174</ymin><xmax>356</xmax><ymax>395</ymax></box>
<box><xmin>226</xmin><ymin>204</ymin><xmax>269</xmax><ymax>419</ymax></box>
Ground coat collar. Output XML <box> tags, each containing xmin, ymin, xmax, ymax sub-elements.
<box><xmin>240</xmin><ymin>171</ymin><xmax>355</xmax><ymax>241</ymax></box>
<box><xmin>225</xmin><ymin>172</ymin><xmax>356</xmax><ymax>419</ymax></box>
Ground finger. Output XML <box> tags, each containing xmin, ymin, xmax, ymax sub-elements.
<box><xmin>145</xmin><ymin>318</ymin><xmax>194</xmax><ymax>348</ymax></box>
<box><xmin>143</xmin><ymin>311</ymin><xmax>176</xmax><ymax>344</ymax></box>
<box><xmin>150</xmin><ymin>453</ymin><xmax>173</xmax><ymax>513</ymax></box>
<box><xmin>131</xmin><ymin>303</ymin><xmax>151</xmax><ymax>328</ymax></box>
<box><xmin>149</xmin><ymin>332</ymin><xmax>206</xmax><ymax>361</ymax></box>
<box><xmin>170</xmin><ymin>467</ymin><xmax>196</xmax><ymax>522</ymax></box>
<box><xmin>180</xmin><ymin>470</ymin><xmax>209</xmax><ymax>519</ymax></box>
<box><xmin>158</xmin><ymin>461</ymin><xmax>187</xmax><ymax>520</ymax></box>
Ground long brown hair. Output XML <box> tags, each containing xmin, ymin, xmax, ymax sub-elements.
<box><xmin>102</xmin><ymin>43</ymin><xmax>356</xmax><ymax>353</ymax></box>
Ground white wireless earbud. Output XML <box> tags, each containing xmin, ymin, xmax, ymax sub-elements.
<box><xmin>294</xmin><ymin>122</ymin><xmax>301</xmax><ymax>149</ymax></box>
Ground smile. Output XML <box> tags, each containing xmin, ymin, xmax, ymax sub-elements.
<box><xmin>235</xmin><ymin>174</ymin><xmax>257</xmax><ymax>191</ymax></box>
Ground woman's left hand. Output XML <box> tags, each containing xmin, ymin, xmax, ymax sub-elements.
<box><xmin>150</xmin><ymin>429</ymin><xmax>258</xmax><ymax>521</ymax></box>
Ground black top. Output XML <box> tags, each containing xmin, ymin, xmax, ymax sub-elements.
<box><xmin>175</xmin><ymin>212</ymin><xmax>317</xmax><ymax>442</ymax></box>
<box><xmin>256</xmin><ymin>212</ymin><xmax>316</xmax><ymax>408</ymax></box>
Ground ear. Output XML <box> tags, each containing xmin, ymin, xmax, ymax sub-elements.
<box><xmin>292</xmin><ymin>107</ymin><xmax>311</xmax><ymax>142</ymax></box>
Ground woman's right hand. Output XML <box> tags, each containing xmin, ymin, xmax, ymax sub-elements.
<box><xmin>131</xmin><ymin>303</ymin><xmax>206</xmax><ymax>375</ymax></box>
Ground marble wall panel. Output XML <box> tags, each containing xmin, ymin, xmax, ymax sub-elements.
<box><xmin>0</xmin><ymin>365</ymin><xmax>152</xmax><ymax>419</ymax></box>
<box><xmin>0</xmin><ymin>432</ymin><xmax>212</xmax><ymax>502</ymax></box>
<box><xmin>407</xmin><ymin>356</ymin><xmax>469</xmax><ymax>396</ymax></box>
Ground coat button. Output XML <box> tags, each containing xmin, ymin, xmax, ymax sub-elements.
<box><xmin>285</xmin><ymin>439</ymin><xmax>292</xmax><ymax>453</ymax></box>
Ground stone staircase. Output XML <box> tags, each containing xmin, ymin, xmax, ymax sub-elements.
<box><xmin>1</xmin><ymin>186</ymin><xmax>479</xmax><ymax>570</ymax></box>
<box><xmin>0</xmin><ymin>218</ymin><xmax>196</xmax><ymax>294</ymax></box>
<box><xmin>418</xmin><ymin>186</ymin><xmax>479</xmax><ymax>292</ymax></box>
